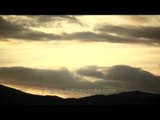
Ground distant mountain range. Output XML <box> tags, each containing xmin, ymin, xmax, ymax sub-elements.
<box><xmin>0</xmin><ymin>84</ymin><xmax>160</xmax><ymax>105</ymax></box>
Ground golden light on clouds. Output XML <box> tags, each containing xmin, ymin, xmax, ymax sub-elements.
<box><xmin>1</xmin><ymin>15</ymin><xmax>160</xmax><ymax>98</ymax></box>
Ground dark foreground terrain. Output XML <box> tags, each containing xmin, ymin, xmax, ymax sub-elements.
<box><xmin>0</xmin><ymin>85</ymin><xmax>160</xmax><ymax>105</ymax></box>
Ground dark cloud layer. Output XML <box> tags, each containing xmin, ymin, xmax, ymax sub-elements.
<box><xmin>0</xmin><ymin>67</ymin><xmax>96</xmax><ymax>89</ymax></box>
<box><xmin>1</xmin><ymin>16</ymin><xmax>160</xmax><ymax>46</ymax></box>
<box><xmin>76</xmin><ymin>65</ymin><xmax>160</xmax><ymax>92</ymax></box>
<box><xmin>63</xmin><ymin>31</ymin><xmax>152</xmax><ymax>44</ymax></box>
<box><xmin>11</xmin><ymin>30</ymin><xmax>61</xmax><ymax>40</ymax></box>
<box><xmin>0</xmin><ymin>17</ymin><xmax>128</xmax><ymax>42</ymax></box>
<box><xmin>0</xmin><ymin>16</ymin><xmax>61</xmax><ymax>41</ymax></box>
<box><xmin>96</xmin><ymin>25</ymin><xmax>160</xmax><ymax>40</ymax></box>
<box><xmin>0</xmin><ymin>65</ymin><xmax>160</xmax><ymax>94</ymax></box>
<box><xmin>0</xmin><ymin>17</ymin><xmax>24</xmax><ymax>35</ymax></box>
<box><xmin>96</xmin><ymin>24</ymin><xmax>160</xmax><ymax>45</ymax></box>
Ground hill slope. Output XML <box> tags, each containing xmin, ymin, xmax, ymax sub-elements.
<box><xmin>0</xmin><ymin>85</ymin><xmax>160</xmax><ymax>105</ymax></box>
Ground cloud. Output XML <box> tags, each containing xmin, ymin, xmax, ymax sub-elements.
<box><xmin>0</xmin><ymin>17</ymin><xmax>137</xmax><ymax>43</ymax></box>
<box><xmin>0</xmin><ymin>16</ymin><xmax>61</xmax><ymax>41</ymax></box>
<box><xmin>30</xmin><ymin>15</ymin><xmax>83</xmax><ymax>26</ymax></box>
<box><xmin>76</xmin><ymin>65</ymin><xmax>160</xmax><ymax>93</ymax></box>
<box><xmin>95</xmin><ymin>24</ymin><xmax>160</xmax><ymax>45</ymax></box>
<box><xmin>63</xmin><ymin>31</ymin><xmax>153</xmax><ymax>44</ymax></box>
<box><xmin>0</xmin><ymin>65</ymin><xmax>160</xmax><ymax>94</ymax></box>
<box><xmin>47</xmin><ymin>15</ymin><xmax>83</xmax><ymax>26</ymax></box>
<box><xmin>1</xmin><ymin>15</ymin><xmax>160</xmax><ymax>46</ymax></box>
<box><xmin>76</xmin><ymin>65</ymin><xmax>105</xmax><ymax>78</ymax></box>
<box><xmin>96</xmin><ymin>25</ymin><xmax>160</xmax><ymax>40</ymax></box>
<box><xmin>0</xmin><ymin>67</ymin><xmax>74</xmax><ymax>88</ymax></box>
<box><xmin>10</xmin><ymin>30</ymin><xmax>61</xmax><ymax>40</ymax></box>
<box><xmin>0</xmin><ymin>67</ymin><xmax>96</xmax><ymax>89</ymax></box>
<box><xmin>3</xmin><ymin>15</ymin><xmax>83</xmax><ymax>27</ymax></box>
<box><xmin>0</xmin><ymin>17</ymin><xmax>25</xmax><ymax>36</ymax></box>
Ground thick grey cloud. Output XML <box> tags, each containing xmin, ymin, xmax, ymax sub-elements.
<box><xmin>10</xmin><ymin>30</ymin><xmax>61</xmax><ymax>40</ymax></box>
<box><xmin>1</xmin><ymin>15</ymin><xmax>160</xmax><ymax>46</ymax></box>
<box><xmin>63</xmin><ymin>31</ymin><xmax>153</xmax><ymax>44</ymax></box>
<box><xmin>76</xmin><ymin>65</ymin><xmax>160</xmax><ymax>93</ymax></box>
<box><xmin>96</xmin><ymin>24</ymin><xmax>160</xmax><ymax>45</ymax></box>
<box><xmin>0</xmin><ymin>17</ymin><xmax>25</xmax><ymax>36</ymax></box>
<box><xmin>0</xmin><ymin>67</ymin><xmax>98</xmax><ymax>89</ymax></box>
<box><xmin>0</xmin><ymin>17</ymin><xmax>136</xmax><ymax>43</ymax></box>
<box><xmin>0</xmin><ymin>65</ymin><xmax>160</xmax><ymax>94</ymax></box>
<box><xmin>0</xmin><ymin>16</ymin><xmax>61</xmax><ymax>41</ymax></box>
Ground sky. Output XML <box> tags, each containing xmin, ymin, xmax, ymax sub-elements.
<box><xmin>0</xmin><ymin>15</ymin><xmax>160</xmax><ymax>98</ymax></box>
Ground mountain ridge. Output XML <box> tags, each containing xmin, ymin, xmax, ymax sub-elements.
<box><xmin>0</xmin><ymin>84</ymin><xmax>160</xmax><ymax>105</ymax></box>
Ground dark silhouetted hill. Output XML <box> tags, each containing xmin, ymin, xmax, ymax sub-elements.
<box><xmin>0</xmin><ymin>85</ymin><xmax>160</xmax><ymax>105</ymax></box>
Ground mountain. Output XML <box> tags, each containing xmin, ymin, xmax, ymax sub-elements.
<box><xmin>0</xmin><ymin>84</ymin><xmax>160</xmax><ymax>105</ymax></box>
<box><xmin>0</xmin><ymin>85</ymin><xmax>64</xmax><ymax>105</ymax></box>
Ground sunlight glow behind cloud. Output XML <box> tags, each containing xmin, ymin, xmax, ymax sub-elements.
<box><xmin>0</xmin><ymin>15</ymin><xmax>160</xmax><ymax>98</ymax></box>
